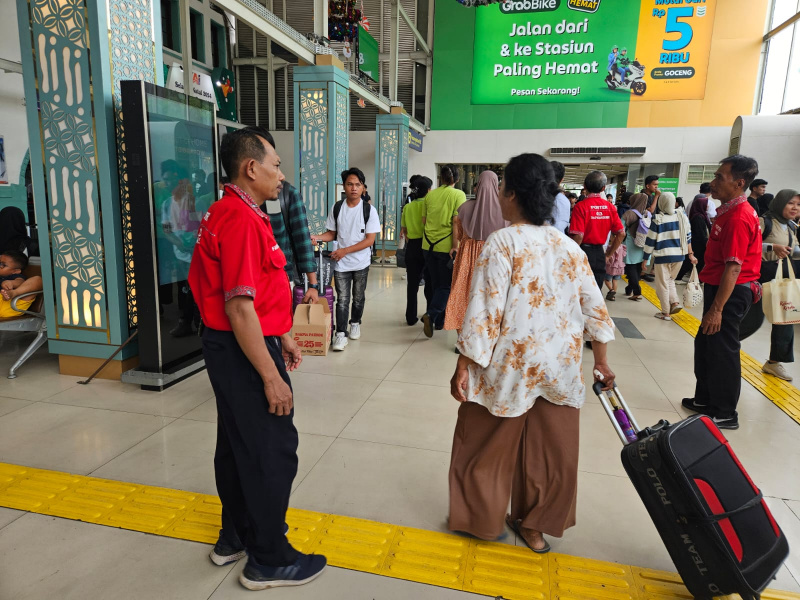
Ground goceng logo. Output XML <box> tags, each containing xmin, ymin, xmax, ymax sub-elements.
<box><xmin>500</xmin><ymin>0</ymin><xmax>561</xmax><ymax>14</ymax></box>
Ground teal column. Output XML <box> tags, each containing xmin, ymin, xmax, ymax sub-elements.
<box><xmin>293</xmin><ymin>65</ymin><xmax>350</xmax><ymax>233</ymax></box>
<box><xmin>375</xmin><ymin>113</ymin><xmax>410</xmax><ymax>250</ymax></box>
<box><xmin>16</xmin><ymin>0</ymin><xmax>156</xmax><ymax>360</ymax></box>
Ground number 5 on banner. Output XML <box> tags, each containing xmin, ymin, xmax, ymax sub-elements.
<box><xmin>663</xmin><ymin>7</ymin><xmax>694</xmax><ymax>51</ymax></box>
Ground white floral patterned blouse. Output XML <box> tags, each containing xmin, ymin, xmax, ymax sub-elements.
<box><xmin>456</xmin><ymin>225</ymin><xmax>616</xmax><ymax>417</ymax></box>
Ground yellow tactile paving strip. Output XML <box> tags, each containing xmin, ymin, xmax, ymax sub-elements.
<box><xmin>0</xmin><ymin>462</ymin><xmax>797</xmax><ymax>599</ymax></box>
<box><xmin>637</xmin><ymin>281</ymin><xmax>800</xmax><ymax>425</ymax></box>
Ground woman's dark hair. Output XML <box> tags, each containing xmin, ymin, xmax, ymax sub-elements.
<box><xmin>414</xmin><ymin>176</ymin><xmax>433</xmax><ymax>198</ymax></box>
<box><xmin>503</xmin><ymin>153</ymin><xmax>558</xmax><ymax>226</ymax></box>
<box><xmin>440</xmin><ymin>164</ymin><xmax>458</xmax><ymax>186</ymax></box>
<box><xmin>676</xmin><ymin>197</ymin><xmax>685</xmax><ymax>208</ymax></box>
<box><xmin>341</xmin><ymin>167</ymin><xmax>366</xmax><ymax>185</ymax></box>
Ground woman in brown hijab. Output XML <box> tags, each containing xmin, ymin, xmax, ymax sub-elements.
<box><xmin>444</xmin><ymin>170</ymin><xmax>507</xmax><ymax>335</ymax></box>
<box><xmin>622</xmin><ymin>193</ymin><xmax>650</xmax><ymax>300</ymax></box>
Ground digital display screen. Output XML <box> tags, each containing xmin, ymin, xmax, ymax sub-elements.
<box><xmin>122</xmin><ymin>80</ymin><xmax>219</xmax><ymax>375</ymax></box>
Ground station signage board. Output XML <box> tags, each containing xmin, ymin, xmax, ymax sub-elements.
<box><xmin>472</xmin><ymin>0</ymin><xmax>717</xmax><ymax>105</ymax></box>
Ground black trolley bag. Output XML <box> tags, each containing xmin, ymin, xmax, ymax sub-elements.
<box><xmin>593</xmin><ymin>382</ymin><xmax>789</xmax><ymax>600</ymax></box>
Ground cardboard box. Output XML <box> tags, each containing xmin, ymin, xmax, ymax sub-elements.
<box><xmin>292</xmin><ymin>300</ymin><xmax>332</xmax><ymax>356</ymax></box>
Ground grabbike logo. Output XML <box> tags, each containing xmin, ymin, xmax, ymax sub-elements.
<box><xmin>499</xmin><ymin>0</ymin><xmax>561</xmax><ymax>14</ymax></box>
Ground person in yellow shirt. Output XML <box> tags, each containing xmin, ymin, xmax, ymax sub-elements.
<box><xmin>0</xmin><ymin>251</ymin><xmax>41</xmax><ymax>318</ymax></box>
<box><xmin>400</xmin><ymin>175</ymin><xmax>433</xmax><ymax>325</ymax></box>
<box><xmin>421</xmin><ymin>165</ymin><xmax>467</xmax><ymax>337</ymax></box>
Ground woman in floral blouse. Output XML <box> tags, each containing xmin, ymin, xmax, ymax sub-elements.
<box><xmin>448</xmin><ymin>153</ymin><xmax>617</xmax><ymax>554</ymax></box>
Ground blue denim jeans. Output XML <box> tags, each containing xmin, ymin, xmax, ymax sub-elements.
<box><xmin>333</xmin><ymin>267</ymin><xmax>369</xmax><ymax>335</ymax></box>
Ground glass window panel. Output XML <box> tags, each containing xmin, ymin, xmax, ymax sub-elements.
<box><xmin>783</xmin><ymin>23</ymin><xmax>800</xmax><ymax>110</ymax></box>
<box><xmin>771</xmin><ymin>0</ymin><xmax>800</xmax><ymax>30</ymax></box>
<box><xmin>761</xmin><ymin>26</ymin><xmax>794</xmax><ymax>114</ymax></box>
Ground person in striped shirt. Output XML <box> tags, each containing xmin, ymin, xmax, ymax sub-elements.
<box><xmin>643</xmin><ymin>192</ymin><xmax>697</xmax><ymax>320</ymax></box>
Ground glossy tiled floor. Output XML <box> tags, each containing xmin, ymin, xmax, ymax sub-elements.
<box><xmin>0</xmin><ymin>267</ymin><xmax>798</xmax><ymax>599</ymax></box>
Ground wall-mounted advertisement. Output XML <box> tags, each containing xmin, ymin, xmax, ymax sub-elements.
<box><xmin>472</xmin><ymin>0</ymin><xmax>717</xmax><ymax>105</ymax></box>
<box><xmin>358</xmin><ymin>25</ymin><xmax>379</xmax><ymax>82</ymax></box>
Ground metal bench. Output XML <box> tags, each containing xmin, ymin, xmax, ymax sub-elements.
<box><xmin>0</xmin><ymin>261</ymin><xmax>46</xmax><ymax>378</ymax></box>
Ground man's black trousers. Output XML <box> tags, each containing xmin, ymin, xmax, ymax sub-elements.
<box><xmin>581</xmin><ymin>244</ymin><xmax>606</xmax><ymax>290</ymax></box>
<box><xmin>693</xmin><ymin>284</ymin><xmax>752</xmax><ymax>419</ymax></box>
<box><xmin>202</xmin><ymin>328</ymin><xmax>301</xmax><ymax>567</ymax></box>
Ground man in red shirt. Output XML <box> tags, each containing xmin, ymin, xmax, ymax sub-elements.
<box><xmin>188</xmin><ymin>127</ymin><xmax>327</xmax><ymax>589</ymax></box>
<box><xmin>682</xmin><ymin>155</ymin><xmax>762</xmax><ymax>430</ymax></box>
<box><xmin>570</xmin><ymin>170</ymin><xmax>625</xmax><ymax>289</ymax></box>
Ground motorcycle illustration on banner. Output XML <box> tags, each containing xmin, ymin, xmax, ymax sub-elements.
<box><xmin>604</xmin><ymin>45</ymin><xmax>646</xmax><ymax>96</ymax></box>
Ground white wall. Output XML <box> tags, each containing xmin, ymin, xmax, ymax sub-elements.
<box><xmin>735</xmin><ymin>116</ymin><xmax>800</xmax><ymax>195</ymax></box>
<box><xmin>0</xmin><ymin>0</ymin><xmax>28</xmax><ymax>186</ymax></box>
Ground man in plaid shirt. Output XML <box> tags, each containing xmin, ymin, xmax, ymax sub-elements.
<box><xmin>262</xmin><ymin>181</ymin><xmax>320</xmax><ymax>304</ymax></box>
<box><xmin>251</xmin><ymin>128</ymin><xmax>319</xmax><ymax>304</ymax></box>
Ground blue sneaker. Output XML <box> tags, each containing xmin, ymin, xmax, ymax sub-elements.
<box><xmin>210</xmin><ymin>524</ymin><xmax>290</xmax><ymax>566</ymax></box>
<box><xmin>239</xmin><ymin>553</ymin><xmax>327</xmax><ymax>590</ymax></box>
<box><xmin>209</xmin><ymin>536</ymin><xmax>246</xmax><ymax>566</ymax></box>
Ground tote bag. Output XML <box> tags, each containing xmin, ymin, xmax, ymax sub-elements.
<box><xmin>682</xmin><ymin>266</ymin><xmax>703</xmax><ymax>308</ymax></box>
<box><xmin>763</xmin><ymin>258</ymin><xmax>800</xmax><ymax>325</ymax></box>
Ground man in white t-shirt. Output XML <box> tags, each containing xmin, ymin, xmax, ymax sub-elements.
<box><xmin>311</xmin><ymin>168</ymin><xmax>381</xmax><ymax>351</ymax></box>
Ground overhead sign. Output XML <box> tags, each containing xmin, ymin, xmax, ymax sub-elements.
<box><xmin>657</xmin><ymin>177</ymin><xmax>679</xmax><ymax>196</ymax></box>
<box><xmin>358</xmin><ymin>25</ymin><xmax>379</xmax><ymax>82</ymax></box>
<box><xmin>408</xmin><ymin>130</ymin><xmax>424</xmax><ymax>152</ymax></box>
<box><xmin>166</xmin><ymin>63</ymin><xmax>215</xmax><ymax>105</ymax></box>
<box><xmin>472</xmin><ymin>0</ymin><xmax>716</xmax><ymax>105</ymax></box>
<box><xmin>211</xmin><ymin>67</ymin><xmax>237</xmax><ymax>122</ymax></box>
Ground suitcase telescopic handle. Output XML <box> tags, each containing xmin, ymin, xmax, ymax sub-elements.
<box><xmin>592</xmin><ymin>382</ymin><xmax>643</xmax><ymax>446</ymax></box>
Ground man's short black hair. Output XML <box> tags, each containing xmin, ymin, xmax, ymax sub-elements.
<box><xmin>720</xmin><ymin>155</ymin><xmax>759</xmax><ymax>190</ymax></box>
<box><xmin>341</xmin><ymin>167</ymin><xmax>366</xmax><ymax>185</ymax></box>
<box><xmin>1</xmin><ymin>250</ymin><xmax>28</xmax><ymax>271</ymax></box>
<box><xmin>644</xmin><ymin>175</ymin><xmax>659</xmax><ymax>187</ymax></box>
<box><xmin>550</xmin><ymin>161</ymin><xmax>566</xmax><ymax>183</ymax></box>
<box><xmin>219</xmin><ymin>127</ymin><xmax>275</xmax><ymax>179</ymax></box>
<box><xmin>606</xmin><ymin>193</ymin><xmax>613</xmax><ymax>199</ymax></box>
<box><xmin>750</xmin><ymin>178</ymin><xmax>768</xmax><ymax>191</ymax></box>
<box><xmin>584</xmin><ymin>171</ymin><xmax>608</xmax><ymax>194</ymax></box>
<box><xmin>699</xmin><ymin>182</ymin><xmax>712</xmax><ymax>194</ymax></box>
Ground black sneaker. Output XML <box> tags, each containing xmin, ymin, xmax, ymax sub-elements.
<box><xmin>712</xmin><ymin>414</ymin><xmax>739</xmax><ymax>430</ymax></box>
<box><xmin>239</xmin><ymin>553</ymin><xmax>327</xmax><ymax>590</ymax></box>
<box><xmin>681</xmin><ymin>398</ymin><xmax>712</xmax><ymax>415</ymax></box>
<box><xmin>422</xmin><ymin>314</ymin><xmax>433</xmax><ymax>338</ymax></box>
<box><xmin>209</xmin><ymin>536</ymin><xmax>247</xmax><ymax>566</ymax></box>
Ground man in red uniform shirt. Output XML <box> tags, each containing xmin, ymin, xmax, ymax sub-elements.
<box><xmin>188</xmin><ymin>127</ymin><xmax>327</xmax><ymax>589</ymax></box>
<box><xmin>569</xmin><ymin>170</ymin><xmax>625</xmax><ymax>289</ymax></box>
<box><xmin>682</xmin><ymin>155</ymin><xmax>762</xmax><ymax>430</ymax></box>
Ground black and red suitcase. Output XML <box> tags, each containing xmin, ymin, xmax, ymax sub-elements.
<box><xmin>594</xmin><ymin>382</ymin><xmax>789</xmax><ymax>600</ymax></box>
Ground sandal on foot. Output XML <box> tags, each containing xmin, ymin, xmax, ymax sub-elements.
<box><xmin>628</xmin><ymin>295</ymin><xmax>642</xmax><ymax>301</ymax></box>
<box><xmin>505</xmin><ymin>515</ymin><xmax>551</xmax><ymax>554</ymax></box>
<box><xmin>669</xmin><ymin>303</ymin><xmax>683</xmax><ymax>315</ymax></box>
<box><xmin>654</xmin><ymin>313</ymin><xmax>672</xmax><ymax>321</ymax></box>
<box><xmin>606</xmin><ymin>291</ymin><xmax>616</xmax><ymax>301</ymax></box>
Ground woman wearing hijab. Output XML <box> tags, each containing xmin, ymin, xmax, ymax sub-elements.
<box><xmin>622</xmin><ymin>193</ymin><xmax>650</xmax><ymax>301</ymax></box>
<box><xmin>677</xmin><ymin>195</ymin><xmax>711</xmax><ymax>281</ymax></box>
<box><xmin>643</xmin><ymin>192</ymin><xmax>696</xmax><ymax>320</ymax></box>
<box><xmin>0</xmin><ymin>207</ymin><xmax>38</xmax><ymax>257</ymax></box>
<box><xmin>444</xmin><ymin>170</ymin><xmax>507</xmax><ymax>334</ymax></box>
<box><xmin>738</xmin><ymin>190</ymin><xmax>800</xmax><ymax>381</ymax></box>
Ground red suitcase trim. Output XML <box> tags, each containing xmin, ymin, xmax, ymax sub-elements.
<box><xmin>699</xmin><ymin>417</ymin><xmax>781</xmax><ymax>538</ymax></box>
<box><xmin>694</xmin><ymin>479</ymin><xmax>744</xmax><ymax>562</ymax></box>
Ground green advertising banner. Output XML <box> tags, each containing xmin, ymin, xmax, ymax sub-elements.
<box><xmin>212</xmin><ymin>67</ymin><xmax>237</xmax><ymax>122</ymax></box>
<box><xmin>472</xmin><ymin>0</ymin><xmax>717</xmax><ymax>105</ymax></box>
<box><xmin>658</xmin><ymin>177</ymin><xmax>679</xmax><ymax>196</ymax></box>
<box><xmin>358</xmin><ymin>25</ymin><xmax>379</xmax><ymax>82</ymax></box>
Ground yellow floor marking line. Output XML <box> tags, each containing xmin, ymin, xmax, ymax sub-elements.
<box><xmin>0</xmin><ymin>462</ymin><xmax>797</xmax><ymax>600</ymax></box>
<box><xmin>637</xmin><ymin>281</ymin><xmax>800</xmax><ymax>425</ymax></box>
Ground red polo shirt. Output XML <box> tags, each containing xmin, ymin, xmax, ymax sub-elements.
<box><xmin>188</xmin><ymin>184</ymin><xmax>292</xmax><ymax>336</ymax></box>
<box><xmin>569</xmin><ymin>193</ymin><xmax>624</xmax><ymax>244</ymax></box>
<box><xmin>700</xmin><ymin>196</ymin><xmax>762</xmax><ymax>286</ymax></box>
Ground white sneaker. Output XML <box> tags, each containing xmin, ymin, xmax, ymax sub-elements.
<box><xmin>349</xmin><ymin>323</ymin><xmax>361</xmax><ymax>340</ymax></box>
<box><xmin>762</xmin><ymin>361</ymin><xmax>793</xmax><ymax>381</ymax></box>
<box><xmin>331</xmin><ymin>332</ymin><xmax>348</xmax><ymax>351</ymax></box>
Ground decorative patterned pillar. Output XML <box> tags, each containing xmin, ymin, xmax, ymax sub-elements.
<box><xmin>16</xmin><ymin>0</ymin><xmax>157</xmax><ymax>372</ymax></box>
<box><xmin>375</xmin><ymin>111</ymin><xmax>409</xmax><ymax>250</ymax></box>
<box><xmin>293</xmin><ymin>64</ymin><xmax>350</xmax><ymax>233</ymax></box>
